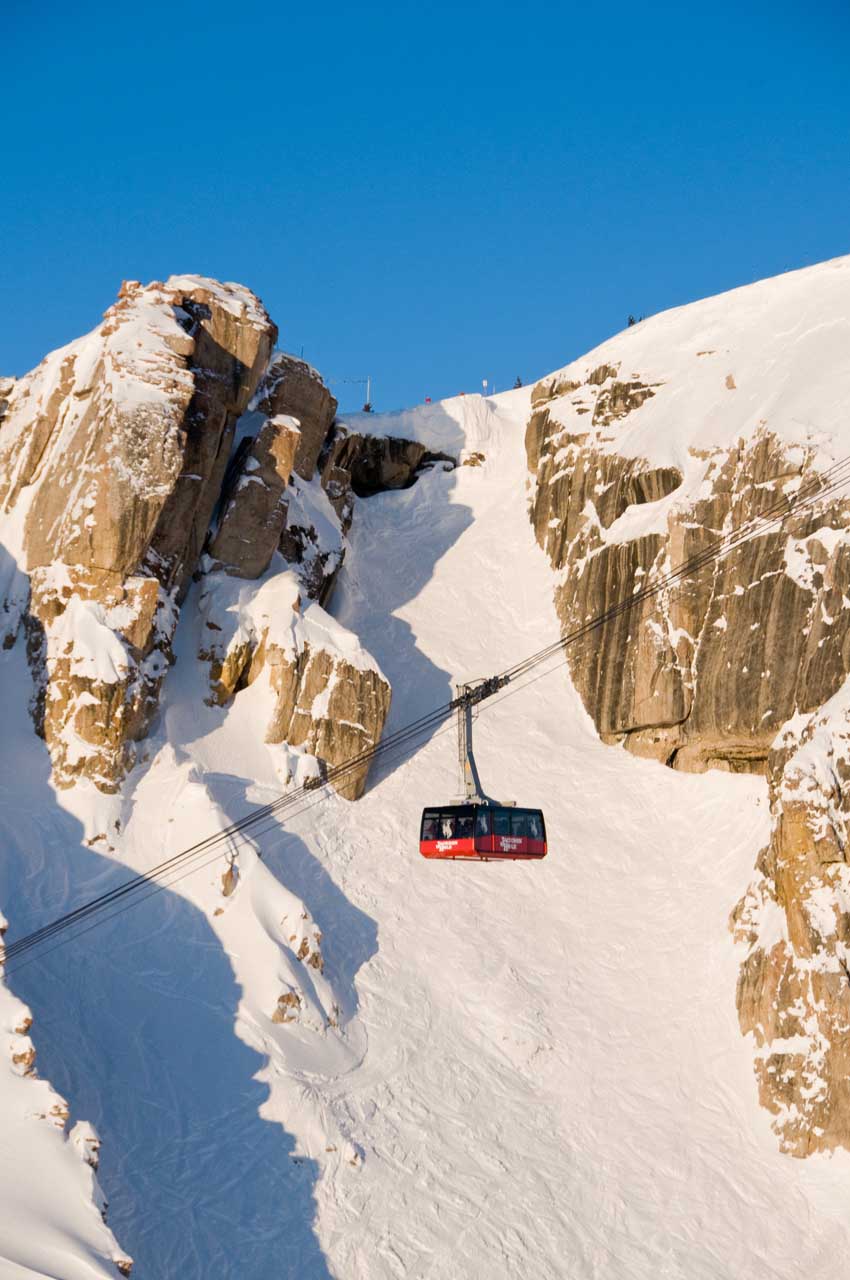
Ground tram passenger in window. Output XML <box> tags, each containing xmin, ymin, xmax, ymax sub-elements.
<box><xmin>422</xmin><ymin>816</ymin><xmax>438</xmax><ymax>841</ymax></box>
<box><xmin>457</xmin><ymin>815</ymin><xmax>473</xmax><ymax>838</ymax></box>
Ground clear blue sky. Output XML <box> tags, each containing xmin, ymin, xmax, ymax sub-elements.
<box><xmin>4</xmin><ymin>0</ymin><xmax>849</xmax><ymax>413</ymax></box>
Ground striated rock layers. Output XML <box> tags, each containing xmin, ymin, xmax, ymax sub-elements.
<box><xmin>525</xmin><ymin>258</ymin><xmax>850</xmax><ymax>1155</ymax></box>
<box><xmin>528</xmin><ymin>373</ymin><xmax>850</xmax><ymax>775</ymax></box>
<box><xmin>0</xmin><ymin>278</ymin><xmax>409</xmax><ymax>798</ymax></box>
<box><xmin>0</xmin><ymin>276</ymin><xmax>276</xmax><ymax>789</ymax></box>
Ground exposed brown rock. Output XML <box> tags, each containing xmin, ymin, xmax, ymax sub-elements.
<box><xmin>272</xmin><ymin>990</ymin><xmax>302</xmax><ymax>1023</ymax></box>
<box><xmin>265</xmin><ymin>640</ymin><xmax>391</xmax><ymax>801</ymax></box>
<box><xmin>199</xmin><ymin>573</ymin><xmax>391</xmax><ymax>800</ymax></box>
<box><xmin>527</xmin><ymin>373</ymin><xmax>850</xmax><ymax>773</ymax></box>
<box><xmin>527</xmin><ymin>359</ymin><xmax>850</xmax><ymax>1155</ymax></box>
<box><xmin>19</xmin><ymin>279</ymin><xmax>275</xmax><ymax>591</ymax></box>
<box><xmin>320</xmin><ymin>464</ymin><xmax>355</xmax><ymax>531</ymax></box>
<box><xmin>322</xmin><ymin>428</ymin><xmax>443</xmax><ymax>496</ymax></box>
<box><xmin>321</xmin><ymin>426</ymin><xmax>456</xmax><ymax>499</ymax></box>
<box><xmin>0</xmin><ymin>276</ymin><xmax>277</xmax><ymax>790</ymax></box>
<box><xmin>252</xmin><ymin>353</ymin><xmax>338</xmax><ymax>481</ymax></box>
<box><xmin>209</xmin><ymin>414</ymin><xmax>300</xmax><ymax>578</ymax></box>
<box><xmin>729</xmin><ymin>694</ymin><xmax>850</xmax><ymax>1155</ymax></box>
<box><xmin>25</xmin><ymin>566</ymin><xmax>173</xmax><ymax>790</ymax></box>
<box><xmin>11</xmin><ymin>1041</ymin><xmax>36</xmax><ymax>1075</ymax></box>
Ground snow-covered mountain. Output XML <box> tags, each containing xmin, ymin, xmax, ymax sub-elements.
<box><xmin>1</xmin><ymin>258</ymin><xmax>850</xmax><ymax>1278</ymax></box>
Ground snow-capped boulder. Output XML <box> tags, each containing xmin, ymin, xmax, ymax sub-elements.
<box><xmin>199</xmin><ymin>562</ymin><xmax>391</xmax><ymax>800</ymax></box>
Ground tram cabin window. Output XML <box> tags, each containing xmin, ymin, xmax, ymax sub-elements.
<box><xmin>476</xmin><ymin>809</ymin><xmax>491</xmax><ymax>836</ymax></box>
<box><xmin>528</xmin><ymin>813</ymin><xmax>542</xmax><ymax>840</ymax></box>
<box><xmin>421</xmin><ymin>811</ymin><xmax>440</xmax><ymax>840</ymax></box>
<box><xmin>511</xmin><ymin>811</ymin><xmax>527</xmax><ymax>837</ymax></box>
<box><xmin>493</xmin><ymin>809</ymin><xmax>510</xmax><ymax>837</ymax></box>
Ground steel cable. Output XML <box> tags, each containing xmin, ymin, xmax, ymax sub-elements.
<box><xmin>3</xmin><ymin>447</ymin><xmax>849</xmax><ymax>972</ymax></box>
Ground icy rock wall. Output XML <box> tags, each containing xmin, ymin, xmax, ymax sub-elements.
<box><xmin>525</xmin><ymin>264</ymin><xmax>850</xmax><ymax>1155</ymax></box>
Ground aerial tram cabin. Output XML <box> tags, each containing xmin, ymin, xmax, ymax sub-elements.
<box><xmin>419</xmin><ymin>804</ymin><xmax>547</xmax><ymax>860</ymax></box>
<box><xmin>419</xmin><ymin>679</ymin><xmax>548</xmax><ymax>862</ymax></box>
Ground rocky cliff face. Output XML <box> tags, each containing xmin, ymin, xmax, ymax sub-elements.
<box><xmin>198</xmin><ymin>567</ymin><xmax>391</xmax><ymax>801</ymax></box>
<box><xmin>0</xmin><ymin>277</ymin><xmax>277</xmax><ymax>789</ymax></box>
<box><xmin>525</xmin><ymin>257</ymin><xmax>850</xmax><ymax>1155</ymax></box>
<box><xmin>0</xmin><ymin>277</ymin><xmax>424</xmax><ymax>801</ymax></box>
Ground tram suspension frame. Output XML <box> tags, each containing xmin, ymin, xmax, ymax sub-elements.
<box><xmin>454</xmin><ymin>676</ymin><xmax>509</xmax><ymax>804</ymax></box>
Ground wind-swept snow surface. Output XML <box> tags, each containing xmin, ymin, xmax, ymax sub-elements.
<box><xmin>3</xmin><ymin>382</ymin><xmax>850</xmax><ymax>1276</ymax></box>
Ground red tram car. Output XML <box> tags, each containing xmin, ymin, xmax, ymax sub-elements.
<box><xmin>419</xmin><ymin>804</ymin><xmax>547</xmax><ymax>861</ymax></box>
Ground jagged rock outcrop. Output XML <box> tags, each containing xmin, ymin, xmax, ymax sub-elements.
<box><xmin>0</xmin><ymin>278</ymin><xmax>438</xmax><ymax>797</ymax></box>
<box><xmin>208</xmin><ymin>413</ymin><xmax>301</xmax><ymax>578</ymax></box>
<box><xmin>276</xmin><ymin>473</ymin><xmax>348</xmax><ymax>604</ymax></box>
<box><xmin>198</xmin><ymin>567</ymin><xmax>391</xmax><ymax>800</ymax></box>
<box><xmin>731</xmin><ymin>684</ymin><xmax>850</xmax><ymax>1156</ymax></box>
<box><xmin>14</xmin><ymin>278</ymin><xmax>275</xmax><ymax>588</ymax></box>
<box><xmin>529</xmin><ymin>385</ymin><xmax>850</xmax><ymax>773</ymax></box>
<box><xmin>525</xmin><ymin>258</ymin><xmax>850</xmax><ymax>1155</ymax></box>
<box><xmin>265</xmin><ymin>637</ymin><xmax>391</xmax><ymax>801</ymax></box>
<box><xmin>252</xmin><ymin>353</ymin><xmax>338</xmax><ymax>481</ymax></box>
<box><xmin>321</xmin><ymin>425</ymin><xmax>453</xmax><ymax>498</ymax></box>
<box><xmin>267</xmin><ymin>425</ymin><xmax>454</xmax><ymax>607</ymax></box>
<box><xmin>0</xmin><ymin>277</ymin><xmax>276</xmax><ymax>788</ymax></box>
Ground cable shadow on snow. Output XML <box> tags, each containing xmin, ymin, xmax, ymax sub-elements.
<box><xmin>193</xmin><ymin>769</ymin><xmax>378</xmax><ymax>1027</ymax></box>
<box><xmin>0</xmin><ymin>403</ymin><xmax>473</xmax><ymax>1274</ymax></box>
<box><xmin>0</xmin><ymin>665</ymin><xmax>334</xmax><ymax>1280</ymax></box>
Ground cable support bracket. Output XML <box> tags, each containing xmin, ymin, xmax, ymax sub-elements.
<box><xmin>450</xmin><ymin>674</ymin><xmax>510</xmax><ymax>711</ymax></box>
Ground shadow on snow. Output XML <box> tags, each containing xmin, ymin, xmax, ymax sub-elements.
<box><xmin>0</xmin><ymin>648</ymin><xmax>335</xmax><ymax>1280</ymax></box>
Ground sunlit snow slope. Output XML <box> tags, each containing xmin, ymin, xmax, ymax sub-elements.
<box><xmin>4</xmin><ymin>382</ymin><xmax>850</xmax><ymax>1276</ymax></box>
